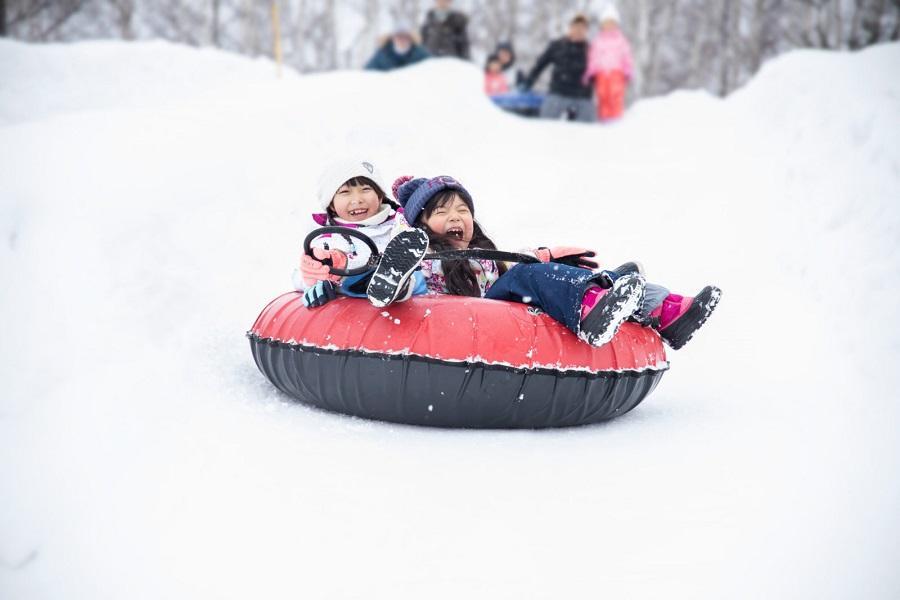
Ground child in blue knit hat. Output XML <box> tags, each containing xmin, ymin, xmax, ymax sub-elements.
<box><xmin>373</xmin><ymin>174</ymin><xmax>721</xmax><ymax>350</ymax></box>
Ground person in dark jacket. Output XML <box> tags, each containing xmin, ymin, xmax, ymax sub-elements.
<box><xmin>421</xmin><ymin>0</ymin><xmax>470</xmax><ymax>59</ymax></box>
<box><xmin>365</xmin><ymin>27</ymin><xmax>430</xmax><ymax>71</ymax></box>
<box><xmin>522</xmin><ymin>14</ymin><xmax>595</xmax><ymax>122</ymax></box>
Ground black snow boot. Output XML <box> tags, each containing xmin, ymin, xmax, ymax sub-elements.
<box><xmin>656</xmin><ymin>286</ymin><xmax>722</xmax><ymax>350</ymax></box>
<box><xmin>367</xmin><ymin>228</ymin><xmax>429</xmax><ymax>308</ymax></box>
<box><xmin>578</xmin><ymin>273</ymin><xmax>645</xmax><ymax>347</ymax></box>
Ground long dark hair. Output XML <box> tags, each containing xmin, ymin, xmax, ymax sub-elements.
<box><xmin>325</xmin><ymin>176</ymin><xmax>397</xmax><ymax>223</ymax></box>
<box><xmin>416</xmin><ymin>190</ymin><xmax>507</xmax><ymax>297</ymax></box>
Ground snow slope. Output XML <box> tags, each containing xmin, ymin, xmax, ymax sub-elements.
<box><xmin>1</xmin><ymin>39</ymin><xmax>899</xmax><ymax>599</ymax></box>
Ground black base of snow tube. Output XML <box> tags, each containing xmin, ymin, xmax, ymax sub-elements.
<box><xmin>248</xmin><ymin>335</ymin><xmax>666</xmax><ymax>429</ymax></box>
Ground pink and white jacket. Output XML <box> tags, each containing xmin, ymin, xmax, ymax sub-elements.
<box><xmin>291</xmin><ymin>204</ymin><xmax>410</xmax><ymax>292</ymax></box>
<box><xmin>420</xmin><ymin>258</ymin><xmax>501</xmax><ymax>297</ymax></box>
<box><xmin>584</xmin><ymin>28</ymin><xmax>633</xmax><ymax>81</ymax></box>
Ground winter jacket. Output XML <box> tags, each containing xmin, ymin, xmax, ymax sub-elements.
<box><xmin>585</xmin><ymin>29</ymin><xmax>633</xmax><ymax>80</ymax></box>
<box><xmin>524</xmin><ymin>37</ymin><xmax>592</xmax><ymax>99</ymax></box>
<box><xmin>484</xmin><ymin>71</ymin><xmax>510</xmax><ymax>95</ymax></box>
<box><xmin>365</xmin><ymin>41</ymin><xmax>430</xmax><ymax>71</ymax></box>
<box><xmin>420</xmin><ymin>258</ymin><xmax>502</xmax><ymax>296</ymax></box>
<box><xmin>421</xmin><ymin>10</ymin><xmax>470</xmax><ymax>59</ymax></box>
<box><xmin>292</xmin><ymin>205</ymin><xmax>410</xmax><ymax>292</ymax></box>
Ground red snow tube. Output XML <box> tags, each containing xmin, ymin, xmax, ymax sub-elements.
<box><xmin>248</xmin><ymin>293</ymin><xmax>668</xmax><ymax>428</ymax></box>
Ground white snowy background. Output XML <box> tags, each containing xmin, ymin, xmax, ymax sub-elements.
<box><xmin>1</xmin><ymin>39</ymin><xmax>899</xmax><ymax>599</ymax></box>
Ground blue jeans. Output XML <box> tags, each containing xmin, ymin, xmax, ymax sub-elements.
<box><xmin>339</xmin><ymin>270</ymin><xmax>428</xmax><ymax>298</ymax></box>
<box><xmin>484</xmin><ymin>263</ymin><xmax>608</xmax><ymax>333</ymax></box>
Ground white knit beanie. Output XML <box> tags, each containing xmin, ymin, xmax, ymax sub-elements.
<box><xmin>601</xmin><ymin>3</ymin><xmax>620</xmax><ymax>23</ymax></box>
<box><xmin>316</xmin><ymin>158</ymin><xmax>393</xmax><ymax>210</ymax></box>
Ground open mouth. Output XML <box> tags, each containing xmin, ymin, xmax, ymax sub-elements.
<box><xmin>446</xmin><ymin>226</ymin><xmax>464</xmax><ymax>239</ymax></box>
<box><xmin>349</xmin><ymin>208</ymin><xmax>369</xmax><ymax>217</ymax></box>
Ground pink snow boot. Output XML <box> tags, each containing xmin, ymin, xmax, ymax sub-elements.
<box><xmin>651</xmin><ymin>286</ymin><xmax>722</xmax><ymax>349</ymax></box>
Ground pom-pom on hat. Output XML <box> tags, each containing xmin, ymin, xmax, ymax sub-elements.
<box><xmin>392</xmin><ymin>175</ymin><xmax>474</xmax><ymax>225</ymax></box>
<box><xmin>316</xmin><ymin>158</ymin><xmax>393</xmax><ymax>210</ymax></box>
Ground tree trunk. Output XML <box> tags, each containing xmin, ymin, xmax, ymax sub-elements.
<box><xmin>718</xmin><ymin>0</ymin><xmax>731</xmax><ymax>94</ymax></box>
<box><xmin>211</xmin><ymin>0</ymin><xmax>220</xmax><ymax>47</ymax></box>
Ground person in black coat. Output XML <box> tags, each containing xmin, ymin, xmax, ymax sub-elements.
<box><xmin>522</xmin><ymin>14</ymin><xmax>595</xmax><ymax>122</ymax></box>
<box><xmin>365</xmin><ymin>28</ymin><xmax>431</xmax><ymax>72</ymax></box>
<box><xmin>421</xmin><ymin>0</ymin><xmax>470</xmax><ymax>59</ymax></box>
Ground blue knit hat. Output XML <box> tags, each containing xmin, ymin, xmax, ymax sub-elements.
<box><xmin>392</xmin><ymin>175</ymin><xmax>474</xmax><ymax>225</ymax></box>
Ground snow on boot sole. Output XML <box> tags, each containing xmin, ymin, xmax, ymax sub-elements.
<box><xmin>659</xmin><ymin>286</ymin><xmax>722</xmax><ymax>350</ymax></box>
<box><xmin>578</xmin><ymin>274</ymin><xmax>645</xmax><ymax>347</ymax></box>
<box><xmin>366</xmin><ymin>229</ymin><xmax>429</xmax><ymax>308</ymax></box>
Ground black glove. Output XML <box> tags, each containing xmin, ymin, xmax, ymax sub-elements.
<box><xmin>303</xmin><ymin>280</ymin><xmax>337</xmax><ymax>308</ymax></box>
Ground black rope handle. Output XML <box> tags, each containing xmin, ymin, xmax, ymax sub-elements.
<box><xmin>302</xmin><ymin>227</ymin><xmax>380</xmax><ymax>277</ymax></box>
<box><xmin>303</xmin><ymin>226</ymin><xmax>540</xmax><ymax>277</ymax></box>
<box><xmin>424</xmin><ymin>248</ymin><xmax>540</xmax><ymax>264</ymax></box>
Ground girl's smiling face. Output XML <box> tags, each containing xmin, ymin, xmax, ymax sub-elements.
<box><xmin>421</xmin><ymin>194</ymin><xmax>474</xmax><ymax>249</ymax></box>
<box><xmin>330</xmin><ymin>178</ymin><xmax>381</xmax><ymax>221</ymax></box>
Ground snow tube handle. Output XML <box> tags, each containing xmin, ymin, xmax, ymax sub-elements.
<box><xmin>304</xmin><ymin>226</ymin><xmax>544</xmax><ymax>278</ymax></box>
<box><xmin>303</xmin><ymin>226</ymin><xmax>380</xmax><ymax>277</ymax></box>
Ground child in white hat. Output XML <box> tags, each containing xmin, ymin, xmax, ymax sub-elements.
<box><xmin>584</xmin><ymin>3</ymin><xmax>634</xmax><ymax>121</ymax></box>
<box><xmin>293</xmin><ymin>158</ymin><xmax>428</xmax><ymax>307</ymax></box>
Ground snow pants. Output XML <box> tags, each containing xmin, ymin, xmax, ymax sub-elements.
<box><xmin>595</xmin><ymin>70</ymin><xmax>627</xmax><ymax>121</ymax></box>
<box><xmin>484</xmin><ymin>262</ymin><xmax>608</xmax><ymax>333</ymax></box>
<box><xmin>539</xmin><ymin>93</ymin><xmax>596</xmax><ymax>123</ymax></box>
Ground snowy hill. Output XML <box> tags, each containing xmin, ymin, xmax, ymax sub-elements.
<box><xmin>1</xmin><ymin>39</ymin><xmax>899</xmax><ymax>599</ymax></box>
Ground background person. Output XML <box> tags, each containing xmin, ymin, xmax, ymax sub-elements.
<box><xmin>521</xmin><ymin>14</ymin><xmax>594</xmax><ymax>122</ymax></box>
<box><xmin>484</xmin><ymin>55</ymin><xmax>510</xmax><ymax>95</ymax></box>
<box><xmin>584</xmin><ymin>4</ymin><xmax>634</xmax><ymax>120</ymax></box>
<box><xmin>365</xmin><ymin>24</ymin><xmax>430</xmax><ymax>71</ymax></box>
<box><xmin>421</xmin><ymin>0</ymin><xmax>471</xmax><ymax>59</ymax></box>
<box><xmin>493</xmin><ymin>41</ymin><xmax>523</xmax><ymax>89</ymax></box>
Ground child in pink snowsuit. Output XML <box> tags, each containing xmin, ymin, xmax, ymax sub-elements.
<box><xmin>584</xmin><ymin>4</ymin><xmax>633</xmax><ymax>121</ymax></box>
<box><xmin>484</xmin><ymin>55</ymin><xmax>510</xmax><ymax>95</ymax></box>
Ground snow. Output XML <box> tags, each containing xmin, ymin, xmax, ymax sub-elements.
<box><xmin>1</xmin><ymin>39</ymin><xmax>900</xmax><ymax>599</ymax></box>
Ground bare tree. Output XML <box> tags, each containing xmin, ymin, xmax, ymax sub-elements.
<box><xmin>3</xmin><ymin>0</ymin><xmax>898</xmax><ymax>98</ymax></box>
<box><xmin>110</xmin><ymin>0</ymin><xmax>136</xmax><ymax>39</ymax></box>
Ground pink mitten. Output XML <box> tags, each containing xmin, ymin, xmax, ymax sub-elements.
<box><xmin>534</xmin><ymin>246</ymin><xmax>599</xmax><ymax>270</ymax></box>
<box><xmin>301</xmin><ymin>248</ymin><xmax>347</xmax><ymax>286</ymax></box>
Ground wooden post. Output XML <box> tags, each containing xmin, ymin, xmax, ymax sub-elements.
<box><xmin>271</xmin><ymin>1</ymin><xmax>283</xmax><ymax>77</ymax></box>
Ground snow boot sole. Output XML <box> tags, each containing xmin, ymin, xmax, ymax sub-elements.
<box><xmin>366</xmin><ymin>229</ymin><xmax>429</xmax><ymax>308</ymax></box>
<box><xmin>578</xmin><ymin>273</ymin><xmax>645</xmax><ymax>347</ymax></box>
<box><xmin>659</xmin><ymin>286</ymin><xmax>722</xmax><ymax>350</ymax></box>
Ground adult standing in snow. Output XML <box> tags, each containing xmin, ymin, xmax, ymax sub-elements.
<box><xmin>421</xmin><ymin>0</ymin><xmax>471</xmax><ymax>60</ymax></box>
<box><xmin>521</xmin><ymin>14</ymin><xmax>595</xmax><ymax>122</ymax></box>
<box><xmin>365</xmin><ymin>24</ymin><xmax>430</xmax><ymax>71</ymax></box>
<box><xmin>584</xmin><ymin>4</ymin><xmax>634</xmax><ymax>121</ymax></box>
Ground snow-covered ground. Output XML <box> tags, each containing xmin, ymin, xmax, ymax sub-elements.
<box><xmin>1</xmin><ymin>39</ymin><xmax>899</xmax><ymax>599</ymax></box>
